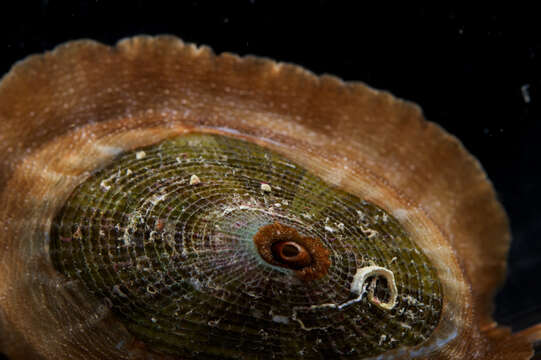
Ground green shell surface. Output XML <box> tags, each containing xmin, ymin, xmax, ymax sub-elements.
<box><xmin>50</xmin><ymin>133</ymin><xmax>443</xmax><ymax>359</ymax></box>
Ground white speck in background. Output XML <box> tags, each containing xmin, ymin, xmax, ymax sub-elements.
<box><xmin>521</xmin><ymin>84</ymin><xmax>531</xmax><ymax>103</ymax></box>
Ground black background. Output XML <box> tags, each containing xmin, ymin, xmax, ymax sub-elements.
<box><xmin>1</xmin><ymin>1</ymin><xmax>539</xmax><ymax>358</ymax></box>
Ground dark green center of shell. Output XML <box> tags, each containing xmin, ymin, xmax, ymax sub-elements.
<box><xmin>50</xmin><ymin>133</ymin><xmax>443</xmax><ymax>359</ymax></box>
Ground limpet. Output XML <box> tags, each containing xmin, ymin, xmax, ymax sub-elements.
<box><xmin>0</xmin><ymin>36</ymin><xmax>539</xmax><ymax>359</ymax></box>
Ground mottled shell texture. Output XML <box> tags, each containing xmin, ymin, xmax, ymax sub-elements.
<box><xmin>0</xmin><ymin>36</ymin><xmax>536</xmax><ymax>359</ymax></box>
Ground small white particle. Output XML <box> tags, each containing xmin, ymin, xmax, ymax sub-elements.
<box><xmin>126</xmin><ymin>169</ymin><xmax>133</xmax><ymax>176</ymax></box>
<box><xmin>260</xmin><ymin>183</ymin><xmax>272</xmax><ymax>192</ymax></box>
<box><xmin>324</xmin><ymin>225</ymin><xmax>335</xmax><ymax>233</ymax></box>
<box><xmin>189</xmin><ymin>174</ymin><xmax>201</xmax><ymax>185</ymax></box>
<box><xmin>522</xmin><ymin>84</ymin><xmax>531</xmax><ymax>103</ymax></box>
<box><xmin>272</xmin><ymin>315</ymin><xmax>289</xmax><ymax>324</ymax></box>
<box><xmin>150</xmin><ymin>194</ymin><xmax>166</xmax><ymax>205</ymax></box>
<box><xmin>399</xmin><ymin>322</ymin><xmax>412</xmax><ymax>329</ymax></box>
<box><xmin>112</xmin><ymin>285</ymin><xmax>127</xmax><ymax>297</ymax></box>
<box><xmin>151</xmin><ymin>317</ymin><xmax>157</xmax><ymax>323</ymax></box>
<box><xmin>100</xmin><ymin>180</ymin><xmax>111</xmax><ymax>191</ymax></box>
<box><xmin>274</xmin><ymin>203</ymin><xmax>281</xmax><ymax>208</ymax></box>
<box><xmin>136</xmin><ymin>151</ymin><xmax>146</xmax><ymax>160</ymax></box>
